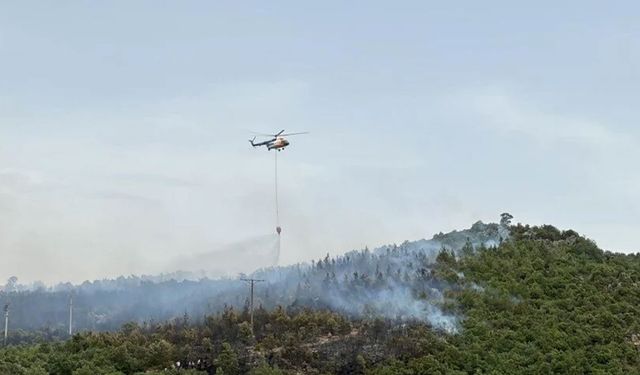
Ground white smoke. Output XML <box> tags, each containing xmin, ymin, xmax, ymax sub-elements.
<box><xmin>324</xmin><ymin>279</ymin><xmax>459</xmax><ymax>333</ymax></box>
<box><xmin>165</xmin><ymin>234</ymin><xmax>280</xmax><ymax>278</ymax></box>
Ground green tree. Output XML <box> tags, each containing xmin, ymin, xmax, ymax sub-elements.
<box><xmin>215</xmin><ymin>342</ymin><xmax>239</xmax><ymax>375</ymax></box>
<box><xmin>146</xmin><ymin>339</ymin><xmax>174</xmax><ymax>369</ymax></box>
<box><xmin>248</xmin><ymin>364</ymin><xmax>285</xmax><ymax>375</ymax></box>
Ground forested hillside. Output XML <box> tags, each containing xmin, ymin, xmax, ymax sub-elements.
<box><xmin>0</xmin><ymin>220</ymin><xmax>506</xmax><ymax>333</ymax></box>
<box><xmin>2</xmin><ymin>222</ymin><xmax>640</xmax><ymax>374</ymax></box>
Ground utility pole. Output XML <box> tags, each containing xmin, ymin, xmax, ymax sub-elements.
<box><xmin>68</xmin><ymin>294</ymin><xmax>73</xmax><ymax>336</ymax></box>
<box><xmin>3</xmin><ymin>303</ymin><xmax>9</xmax><ymax>347</ymax></box>
<box><xmin>240</xmin><ymin>278</ymin><xmax>264</xmax><ymax>334</ymax></box>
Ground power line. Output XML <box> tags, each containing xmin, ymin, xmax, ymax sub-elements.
<box><xmin>240</xmin><ymin>278</ymin><xmax>264</xmax><ymax>335</ymax></box>
<box><xmin>68</xmin><ymin>294</ymin><xmax>73</xmax><ymax>336</ymax></box>
<box><xmin>3</xmin><ymin>303</ymin><xmax>9</xmax><ymax>347</ymax></box>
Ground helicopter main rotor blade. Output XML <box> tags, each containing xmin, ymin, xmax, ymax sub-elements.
<box><xmin>249</xmin><ymin>131</ymin><xmax>277</xmax><ymax>137</ymax></box>
<box><xmin>249</xmin><ymin>130</ymin><xmax>287</xmax><ymax>137</ymax></box>
<box><xmin>248</xmin><ymin>130</ymin><xmax>307</xmax><ymax>137</ymax></box>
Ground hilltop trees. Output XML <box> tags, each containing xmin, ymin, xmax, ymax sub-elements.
<box><xmin>2</xmin><ymin>276</ymin><xmax>18</xmax><ymax>293</ymax></box>
<box><xmin>500</xmin><ymin>212</ymin><xmax>513</xmax><ymax>227</ymax></box>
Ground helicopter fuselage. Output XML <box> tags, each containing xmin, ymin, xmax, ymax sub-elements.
<box><xmin>250</xmin><ymin>130</ymin><xmax>306</xmax><ymax>151</ymax></box>
<box><xmin>267</xmin><ymin>137</ymin><xmax>290</xmax><ymax>150</ymax></box>
<box><xmin>251</xmin><ymin>136</ymin><xmax>290</xmax><ymax>150</ymax></box>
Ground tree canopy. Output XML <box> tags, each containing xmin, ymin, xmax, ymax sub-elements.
<box><xmin>2</xmin><ymin>222</ymin><xmax>640</xmax><ymax>374</ymax></box>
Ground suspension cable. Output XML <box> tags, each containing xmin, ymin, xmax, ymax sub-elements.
<box><xmin>275</xmin><ymin>150</ymin><xmax>280</xmax><ymax>229</ymax></box>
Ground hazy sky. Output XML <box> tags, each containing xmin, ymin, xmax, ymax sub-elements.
<box><xmin>1</xmin><ymin>1</ymin><xmax>639</xmax><ymax>283</ymax></box>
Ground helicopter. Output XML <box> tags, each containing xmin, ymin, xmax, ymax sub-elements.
<box><xmin>249</xmin><ymin>130</ymin><xmax>308</xmax><ymax>151</ymax></box>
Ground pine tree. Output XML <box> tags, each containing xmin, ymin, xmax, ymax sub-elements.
<box><xmin>215</xmin><ymin>342</ymin><xmax>239</xmax><ymax>375</ymax></box>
